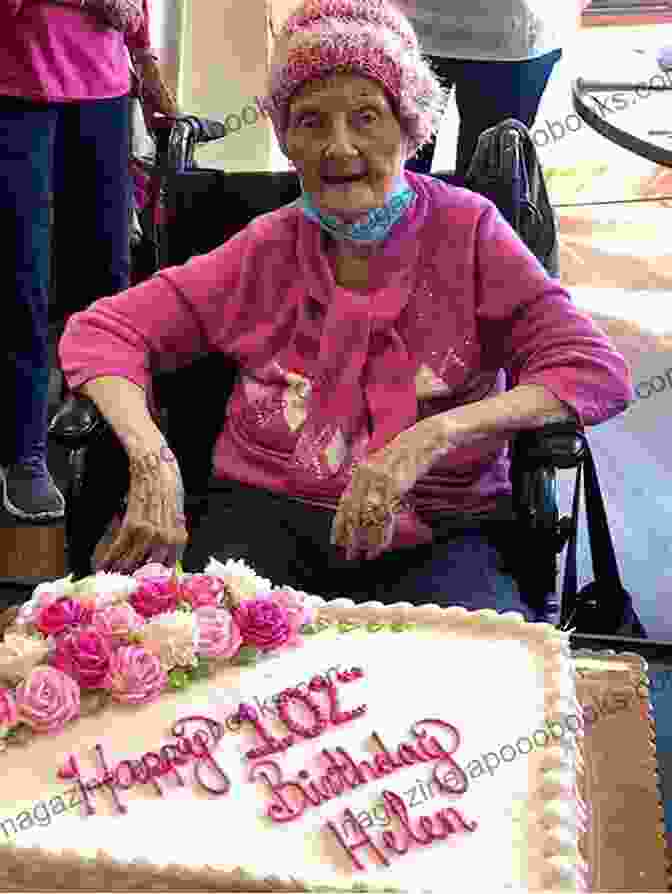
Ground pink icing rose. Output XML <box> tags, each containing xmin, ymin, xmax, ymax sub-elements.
<box><xmin>271</xmin><ymin>588</ymin><xmax>316</xmax><ymax>645</ymax></box>
<box><xmin>91</xmin><ymin>602</ymin><xmax>145</xmax><ymax>645</ymax></box>
<box><xmin>0</xmin><ymin>688</ymin><xmax>18</xmax><ymax>732</ymax></box>
<box><xmin>233</xmin><ymin>598</ymin><xmax>291</xmax><ymax>652</ymax></box>
<box><xmin>195</xmin><ymin>607</ymin><xmax>243</xmax><ymax>660</ymax></box>
<box><xmin>180</xmin><ymin>574</ymin><xmax>224</xmax><ymax>609</ymax></box>
<box><xmin>17</xmin><ymin>587</ymin><xmax>69</xmax><ymax>627</ymax></box>
<box><xmin>130</xmin><ymin>577</ymin><xmax>179</xmax><ymax>619</ymax></box>
<box><xmin>103</xmin><ymin>645</ymin><xmax>168</xmax><ymax>705</ymax></box>
<box><xmin>15</xmin><ymin>666</ymin><xmax>80</xmax><ymax>734</ymax></box>
<box><xmin>50</xmin><ymin>628</ymin><xmax>113</xmax><ymax>689</ymax></box>
<box><xmin>133</xmin><ymin>563</ymin><xmax>174</xmax><ymax>581</ymax></box>
<box><xmin>35</xmin><ymin>597</ymin><xmax>93</xmax><ymax>637</ymax></box>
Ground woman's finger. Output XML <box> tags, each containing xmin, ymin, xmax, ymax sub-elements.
<box><xmin>115</xmin><ymin>522</ymin><xmax>160</xmax><ymax>573</ymax></box>
<box><xmin>345</xmin><ymin>521</ymin><xmax>361</xmax><ymax>562</ymax></box>
<box><xmin>331</xmin><ymin>485</ymin><xmax>355</xmax><ymax>549</ymax></box>
<box><xmin>104</xmin><ymin>484</ymin><xmax>159</xmax><ymax>570</ymax></box>
<box><xmin>98</xmin><ymin>521</ymin><xmax>138</xmax><ymax>570</ymax></box>
<box><xmin>145</xmin><ymin>543</ymin><xmax>172</xmax><ymax>568</ymax></box>
<box><xmin>104</xmin><ymin>523</ymin><xmax>148</xmax><ymax>573</ymax></box>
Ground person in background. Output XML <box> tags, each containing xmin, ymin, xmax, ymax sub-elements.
<box><xmin>0</xmin><ymin>0</ymin><xmax>176</xmax><ymax>520</ymax></box>
<box><xmin>401</xmin><ymin>0</ymin><xmax>592</xmax><ymax>176</ymax></box>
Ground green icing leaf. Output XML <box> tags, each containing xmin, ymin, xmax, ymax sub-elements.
<box><xmin>366</xmin><ymin>621</ymin><xmax>385</xmax><ymax>633</ymax></box>
<box><xmin>190</xmin><ymin>658</ymin><xmax>212</xmax><ymax>679</ymax></box>
<box><xmin>70</xmin><ymin>575</ymin><xmax>95</xmax><ymax>593</ymax></box>
<box><xmin>174</xmin><ymin>560</ymin><xmax>185</xmax><ymax>578</ymax></box>
<box><xmin>337</xmin><ymin>620</ymin><xmax>361</xmax><ymax>634</ymax></box>
<box><xmin>234</xmin><ymin>646</ymin><xmax>260</xmax><ymax>665</ymax></box>
<box><xmin>168</xmin><ymin>669</ymin><xmax>189</xmax><ymax>690</ymax></box>
<box><xmin>301</xmin><ymin>617</ymin><xmax>332</xmax><ymax>635</ymax></box>
<box><xmin>4</xmin><ymin>723</ymin><xmax>30</xmax><ymax>739</ymax></box>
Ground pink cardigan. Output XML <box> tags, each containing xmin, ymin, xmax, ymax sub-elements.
<box><xmin>0</xmin><ymin>0</ymin><xmax>151</xmax><ymax>102</ymax></box>
<box><xmin>60</xmin><ymin>173</ymin><xmax>634</xmax><ymax>519</ymax></box>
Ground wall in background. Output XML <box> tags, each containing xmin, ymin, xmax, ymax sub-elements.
<box><xmin>170</xmin><ymin>0</ymin><xmax>273</xmax><ymax>171</ymax></box>
<box><xmin>151</xmin><ymin>0</ymin><xmax>181</xmax><ymax>95</ymax></box>
<box><xmin>148</xmin><ymin>0</ymin><xmax>301</xmax><ymax>171</ymax></box>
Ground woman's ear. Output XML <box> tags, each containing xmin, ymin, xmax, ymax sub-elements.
<box><xmin>402</xmin><ymin>137</ymin><xmax>416</xmax><ymax>162</ymax></box>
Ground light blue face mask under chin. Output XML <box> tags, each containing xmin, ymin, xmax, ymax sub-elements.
<box><xmin>298</xmin><ymin>174</ymin><xmax>416</xmax><ymax>245</ymax></box>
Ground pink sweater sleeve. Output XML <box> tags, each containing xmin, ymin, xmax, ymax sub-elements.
<box><xmin>473</xmin><ymin>203</ymin><xmax>634</xmax><ymax>426</ymax></box>
<box><xmin>4</xmin><ymin>0</ymin><xmax>24</xmax><ymax>14</ymax></box>
<box><xmin>59</xmin><ymin>225</ymin><xmax>261</xmax><ymax>394</ymax></box>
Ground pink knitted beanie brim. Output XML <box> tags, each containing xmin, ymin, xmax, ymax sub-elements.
<box><xmin>266</xmin><ymin>0</ymin><xmax>448</xmax><ymax>158</ymax></box>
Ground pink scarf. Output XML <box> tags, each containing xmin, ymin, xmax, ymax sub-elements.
<box><xmin>287</xmin><ymin>188</ymin><xmax>435</xmax><ymax>547</ymax></box>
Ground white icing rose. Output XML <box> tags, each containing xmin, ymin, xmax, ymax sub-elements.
<box><xmin>204</xmin><ymin>557</ymin><xmax>273</xmax><ymax>602</ymax></box>
<box><xmin>15</xmin><ymin>575</ymin><xmax>77</xmax><ymax>626</ymax></box>
<box><xmin>0</xmin><ymin>633</ymin><xmax>50</xmax><ymax>684</ymax></box>
<box><xmin>138</xmin><ymin>611</ymin><xmax>199</xmax><ymax>672</ymax></box>
<box><xmin>70</xmin><ymin>572</ymin><xmax>138</xmax><ymax>609</ymax></box>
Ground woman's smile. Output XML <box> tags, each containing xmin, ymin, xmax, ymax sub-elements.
<box><xmin>321</xmin><ymin>173</ymin><xmax>367</xmax><ymax>186</ymax></box>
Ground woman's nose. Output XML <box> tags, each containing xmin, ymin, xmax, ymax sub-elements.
<box><xmin>322</xmin><ymin>119</ymin><xmax>359</xmax><ymax>157</ymax></box>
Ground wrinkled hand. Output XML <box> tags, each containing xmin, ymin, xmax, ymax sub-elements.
<box><xmin>136</xmin><ymin>56</ymin><xmax>178</xmax><ymax>118</ymax></box>
<box><xmin>85</xmin><ymin>0</ymin><xmax>144</xmax><ymax>32</ymax></box>
<box><xmin>331</xmin><ymin>416</ymin><xmax>449</xmax><ymax>562</ymax></box>
<box><xmin>94</xmin><ymin>446</ymin><xmax>188</xmax><ymax>574</ymax></box>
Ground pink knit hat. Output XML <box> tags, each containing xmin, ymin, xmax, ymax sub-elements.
<box><xmin>265</xmin><ymin>0</ymin><xmax>448</xmax><ymax>159</ymax></box>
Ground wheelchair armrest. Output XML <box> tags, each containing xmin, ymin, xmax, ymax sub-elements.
<box><xmin>513</xmin><ymin>421</ymin><xmax>587</xmax><ymax>470</ymax></box>
<box><xmin>510</xmin><ymin>421</ymin><xmax>586</xmax><ymax>546</ymax></box>
<box><xmin>48</xmin><ymin>394</ymin><xmax>108</xmax><ymax>451</ymax></box>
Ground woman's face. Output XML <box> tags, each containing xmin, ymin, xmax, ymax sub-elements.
<box><xmin>285</xmin><ymin>73</ymin><xmax>407</xmax><ymax>221</ymax></box>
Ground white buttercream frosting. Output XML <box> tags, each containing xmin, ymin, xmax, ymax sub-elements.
<box><xmin>0</xmin><ymin>605</ymin><xmax>581</xmax><ymax>891</ymax></box>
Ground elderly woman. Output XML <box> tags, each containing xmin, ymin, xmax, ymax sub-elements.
<box><xmin>59</xmin><ymin>0</ymin><xmax>632</xmax><ymax>618</ymax></box>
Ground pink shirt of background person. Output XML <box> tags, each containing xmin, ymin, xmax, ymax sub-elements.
<box><xmin>0</xmin><ymin>0</ymin><xmax>151</xmax><ymax>102</ymax></box>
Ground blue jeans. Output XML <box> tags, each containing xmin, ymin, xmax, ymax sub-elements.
<box><xmin>184</xmin><ymin>479</ymin><xmax>539</xmax><ymax>620</ymax></box>
<box><xmin>406</xmin><ymin>50</ymin><xmax>563</xmax><ymax>177</ymax></box>
<box><xmin>0</xmin><ymin>95</ymin><xmax>130</xmax><ymax>465</ymax></box>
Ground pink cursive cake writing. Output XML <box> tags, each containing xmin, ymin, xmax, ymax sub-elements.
<box><xmin>235</xmin><ymin>667</ymin><xmax>367</xmax><ymax>760</ymax></box>
<box><xmin>54</xmin><ymin>664</ymin><xmax>479</xmax><ymax>873</ymax></box>
<box><xmin>57</xmin><ymin>715</ymin><xmax>229</xmax><ymax>815</ymax></box>
<box><xmin>247</xmin><ymin>719</ymin><xmax>469</xmax><ymax>823</ymax></box>
<box><xmin>328</xmin><ymin>790</ymin><xmax>478</xmax><ymax>869</ymax></box>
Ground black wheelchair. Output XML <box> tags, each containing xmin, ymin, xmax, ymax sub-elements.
<box><xmin>45</xmin><ymin>114</ymin><xmax>638</xmax><ymax>639</ymax></box>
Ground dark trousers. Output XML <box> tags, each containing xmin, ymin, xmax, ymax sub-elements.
<box><xmin>406</xmin><ymin>50</ymin><xmax>562</xmax><ymax>177</ymax></box>
<box><xmin>0</xmin><ymin>95</ymin><xmax>130</xmax><ymax>465</ymax></box>
<box><xmin>183</xmin><ymin>479</ymin><xmax>541</xmax><ymax>620</ymax></box>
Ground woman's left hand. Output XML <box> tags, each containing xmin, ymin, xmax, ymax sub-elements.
<box><xmin>81</xmin><ymin>0</ymin><xmax>144</xmax><ymax>32</ymax></box>
<box><xmin>331</xmin><ymin>416</ymin><xmax>450</xmax><ymax>562</ymax></box>
<box><xmin>136</xmin><ymin>56</ymin><xmax>178</xmax><ymax>117</ymax></box>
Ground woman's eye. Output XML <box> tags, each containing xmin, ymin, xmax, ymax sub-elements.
<box><xmin>356</xmin><ymin>110</ymin><xmax>377</xmax><ymax>125</ymax></box>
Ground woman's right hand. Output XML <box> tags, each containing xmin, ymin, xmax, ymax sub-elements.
<box><xmin>94</xmin><ymin>445</ymin><xmax>188</xmax><ymax>574</ymax></box>
<box><xmin>83</xmin><ymin>0</ymin><xmax>144</xmax><ymax>33</ymax></box>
